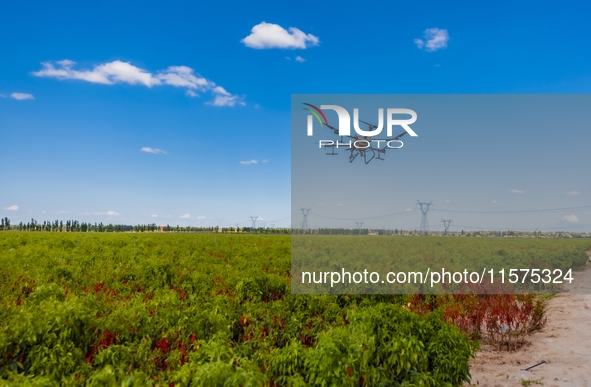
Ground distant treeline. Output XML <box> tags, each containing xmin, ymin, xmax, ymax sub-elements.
<box><xmin>0</xmin><ymin>218</ymin><xmax>588</xmax><ymax>237</ymax></box>
<box><xmin>0</xmin><ymin>218</ymin><xmax>290</xmax><ymax>234</ymax></box>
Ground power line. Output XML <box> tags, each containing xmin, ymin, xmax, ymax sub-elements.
<box><xmin>310</xmin><ymin>210</ymin><xmax>417</xmax><ymax>221</ymax></box>
<box><xmin>433</xmin><ymin>205</ymin><xmax>591</xmax><ymax>214</ymax></box>
<box><xmin>454</xmin><ymin>223</ymin><xmax>591</xmax><ymax>231</ymax></box>
<box><xmin>264</xmin><ymin>215</ymin><xmax>291</xmax><ymax>223</ymax></box>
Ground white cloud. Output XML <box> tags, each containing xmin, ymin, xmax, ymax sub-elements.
<box><xmin>241</xmin><ymin>22</ymin><xmax>319</xmax><ymax>49</ymax></box>
<box><xmin>141</xmin><ymin>147</ymin><xmax>167</xmax><ymax>154</ymax></box>
<box><xmin>80</xmin><ymin>210</ymin><xmax>119</xmax><ymax>216</ymax></box>
<box><xmin>158</xmin><ymin>65</ymin><xmax>209</xmax><ymax>88</ymax></box>
<box><xmin>210</xmin><ymin>94</ymin><xmax>242</xmax><ymax>107</ymax></box>
<box><xmin>57</xmin><ymin>59</ymin><xmax>75</xmax><ymax>67</ymax></box>
<box><xmin>337</xmin><ymin>203</ymin><xmax>345</xmax><ymax>207</ymax></box>
<box><xmin>32</xmin><ymin>60</ymin><xmax>239</xmax><ymax>106</ymax></box>
<box><xmin>563</xmin><ymin>214</ymin><xmax>579</xmax><ymax>223</ymax></box>
<box><xmin>4</xmin><ymin>205</ymin><xmax>18</xmax><ymax>211</ymax></box>
<box><xmin>445</xmin><ymin>199</ymin><xmax>450</xmax><ymax>203</ymax></box>
<box><xmin>415</xmin><ymin>28</ymin><xmax>449</xmax><ymax>52</ymax></box>
<box><xmin>295</xmin><ymin>56</ymin><xmax>306</xmax><ymax>63</ymax></box>
<box><xmin>510</xmin><ymin>189</ymin><xmax>524</xmax><ymax>194</ymax></box>
<box><xmin>33</xmin><ymin>60</ymin><xmax>157</xmax><ymax>86</ymax></box>
<box><xmin>56</xmin><ymin>210</ymin><xmax>69</xmax><ymax>214</ymax></box>
<box><xmin>0</xmin><ymin>94</ymin><xmax>6</xmax><ymax>98</ymax></box>
<box><xmin>492</xmin><ymin>200</ymin><xmax>498</xmax><ymax>204</ymax></box>
<box><xmin>262</xmin><ymin>159</ymin><xmax>269</xmax><ymax>163</ymax></box>
<box><xmin>285</xmin><ymin>56</ymin><xmax>291</xmax><ymax>60</ymax></box>
<box><xmin>11</xmin><ymin>92</ymin><xmax>34</xmax><ymax>100</ymax></box>
<box><xmin>197</xmin><ymin>215</ymin><xmax>206</xmax><ymax>219</ymax></box>
<box><xmin>240</xmin><ymin>160</ymin><xmax>258</xmax><ymax>165</ymax></box>
<box><xmin>207</xmin><ymin>85</ymin><xmax>244</xmax><ymax>106</ymax></box>
<box><xmin>151</xmin><ymin>214</ymin><xmax>158</xmax><ymax>218</ymax></box>
<box><xmin>180</xmin><ymin>214</ymin><xmax>191</xmax><ymax>219</ymax></box>
<box><xmin>567</xmin><ymin>191</ymin><xmax>582</xmax><ymax>196</ymax></box>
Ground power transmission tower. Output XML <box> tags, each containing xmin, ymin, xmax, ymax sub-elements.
<box><xmin>250</xmin><ymin>216</ymin><xmax>258</xmax><ymax>232</ymax></box>
<box><xmin>417</xmin><ymin>201</ymin><xmax>433</xmax><ymax>236</ymax></box>
<box><xmin>300</xmin><ymin>208</ymin><xmax>311</xmax><ymax>230</ymax></box>
<box><xmin>441</xmin><ymin>219</ymin><xmax>452</xmax><ymax>236</ymax></box>
<box><xmin>355</xmin><ymin>221</ymin><xmax>364</xmax><ymax>235</ymax></box>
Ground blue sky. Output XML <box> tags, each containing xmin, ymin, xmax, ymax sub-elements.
<box><xmin>1</xmin><ymin>0</ymin><xmax>590</xmax><ymax>229</ymax></box>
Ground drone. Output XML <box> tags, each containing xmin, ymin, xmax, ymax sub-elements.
<box><xmin>321</xmin><ymin>119</ymin><xmax>410</xmax><ymax>164</ymax></box>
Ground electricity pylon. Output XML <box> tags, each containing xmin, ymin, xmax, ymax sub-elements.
<box><xmin>442</xmin><ymin>219</ymin><xmax>452</xmax><ymax>236</ymax></box>
<box><xmin>355</xmin><ymin>221</ymin><xmax>364</xmax><ymax>235</ymax></box>
<box><xmin>300</xmin><ymin>208</ymin><xmax>310</xmax><ymax>229</ymax></box>
<box><xmin>417</xmin><ymin>201</ymin><xmax>433</xmax><ymax>236</ymax></box>
<box><xmin>250</xmin><ymin>216</ymin><xmax>258</xmax><ymax>231</ymax></box>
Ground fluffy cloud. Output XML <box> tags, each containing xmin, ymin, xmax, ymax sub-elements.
<box><xmin>510</xmin><ymin>189</ymin><xmax>524</xmax><ymax>194</ymax></box>
<box><xmin>240</xmin><ymin>160</ymin><xmax>258</xmax><ymax>165</ymax></box>
<box><xmin>180</xmin><ymin>214</ymin><xmax>191</xmax><ymax>219</ymax></box>
<box><xmin>563</xmin><ymin>214</ymin><xmax>578</xmax><ymax>223</ymax></box>
<box><xmin>4</xmin><ymin>205</ymin><xmax>18</xmax><ymax>211</ymax></box>
<box><xmin>567</xmin><ymin>191</ymin><xmax>582</xmax><ymax>196</ymax></box>
<box><xmin>11</xmin><ymin>92</ymin><xmax>34</xmax><ymax>100</ymax></box>
<box><xmin>415</xmin><ymin>28</ymin><xmax>449</xmax><ymax>52</ymax></box>
<box><xmin>141</xmin><ymin>147</ymin><xmax>167</xmax><ymax>154</ymax></box>
<box><xmin>295</xmin><ymin>56</ymin><xmax>306</xmax><ymax>63</ymax></box>
<box><xmin>209</xmin><ymin>86</ymin><xmax>243</xmax><ymax>107</ymax></box>
<box><xmin>242</xmin><ymin>22</ymin><xmax>319</xmax><ymax>49</ymax></box>
<box><xmin>33</xmin><ymin>60</ymin><xmax>157</xmax><ymax>86</ymax></box>
<box><xmin>32</xmin><ymin>60</ymin><xmax>240</xmax><ymax>106</ymax></box>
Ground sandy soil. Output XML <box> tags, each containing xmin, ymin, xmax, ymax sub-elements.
<box><xmin>466</xmin><ymin>252</ymin><xmax>591</xmax><ymax>387</ymax></box>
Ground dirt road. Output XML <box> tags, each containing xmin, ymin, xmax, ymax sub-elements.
<box><xmin>467</xmin><ymin>253</ymin><xmax>591</xmax><ymax>387</ymax></box>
